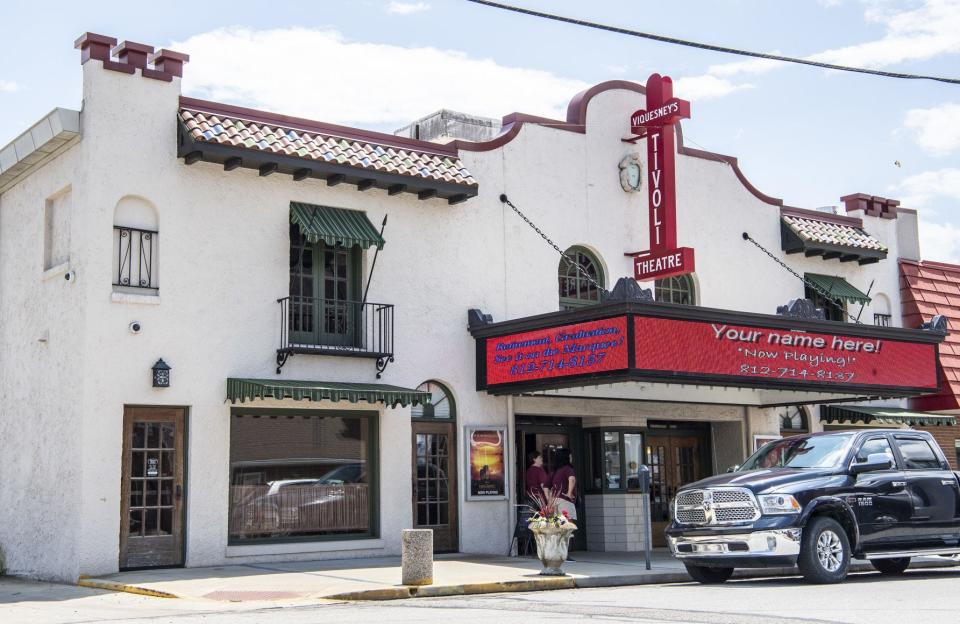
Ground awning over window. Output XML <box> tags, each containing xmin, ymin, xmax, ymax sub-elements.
<box><xmin>227</xmin><ymin>378</ymin><xmax>429</xmax><ymax>408</ymax></box>
<box><xmin>805</xmin><ymin>274</ymin><xmax>872</xmax><ymax>304</ymax></box>
<box><xmin>290</xmin><ymin>202</ymin><xmax>385</xmax><ymax>250</ymax></box>
<box><xmin>821</xmin><ymin>405</ymin><xmax>956</xmax><ymax>427</ymax></box>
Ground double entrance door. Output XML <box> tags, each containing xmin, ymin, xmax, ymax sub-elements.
<box><xmin>120</xmin><ymin>407</ymin><xmax>186</xmax><ymax>569</ymax></box>
<box><xmin>647</xmin><ymin>431</ymin><xmax>709</xmax><ymax>546</ymax></box>
<box><xmin>411</xmin><ymin>421</ymin><xmax>458</xmax><ymax>552</ymax></box>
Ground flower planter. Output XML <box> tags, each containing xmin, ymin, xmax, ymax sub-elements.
<box><xmin>529</xmin><ymin>524</ymin><xmax>576</xmax><ymax>576</ymax></box>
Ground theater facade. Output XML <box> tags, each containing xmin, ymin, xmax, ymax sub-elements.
<box><xmin>0</xmin><ymin>32</ymin><xmax>949</xmax><ymax>580</ymax></box>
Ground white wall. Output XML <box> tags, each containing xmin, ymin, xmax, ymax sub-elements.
<box><xmin>0</xmin><ymin>59</ymin><xmax>919</xmax><ymax>578</ymax></box>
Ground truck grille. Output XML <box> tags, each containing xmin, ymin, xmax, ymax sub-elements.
<box><xmin>673</xmin><ymin>487</ymin><xmax>760</xmax><ymax>526</ymax></box>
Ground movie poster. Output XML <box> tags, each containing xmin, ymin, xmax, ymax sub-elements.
<box><xmin>466</xmin><ymin>427</ymin><xmax>506</xmax><ymax>500</ymax></box>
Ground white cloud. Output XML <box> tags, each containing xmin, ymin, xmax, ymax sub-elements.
<box><xmin>0</xmin><ymin>80</ymin><xmax>19</xmax><ymax>93</ymax></box>
<box><xmin>673</xmin><ymin>75</ymin><xmax>754</xmax><ymax>101</ymax></box>
<box><xmin>892</xmin><ymin>167</ymin><xmax>960</xmax><ymax>207</ymax></box>
<box><xmin>818</xmin><ymin>0</ymin><xmax>844</xmax><ymax>7</ymax></box>
<box><xmin>809</xmin><ymin>0</ymin><xmax>960</xmax><ymax>68</ymax></box>
<box><xmin>175</xmin><ymin>27</ymin><xmax>587</xmax><ymax>127</ymax></box>
<box><xmin>902</xmin><ymin>103</ymin><xmax>960</xmax><ymax>156</ymax></box>
<box><xmin>386</xmin><ymin>2</ymin><xmax>430</xmax><ymax>15</ymax></box>
<box><xmin>674</xmin><ymin>0</ymin><xmax>960</xmax><ymax>101</ymax></box>
<box><xmin>919</xmin><ymin>219</ymin><xmax>960</xmax><ymax>263</ymax></box>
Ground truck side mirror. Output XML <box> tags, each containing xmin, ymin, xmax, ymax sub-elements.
<box><xmin>850</xmin><ymin>452</ymin><xmax>893</xmax><ymax>475</ymax></box>
<box><xmin>726</xmin><ymin>465</ymin><xmax>740</xmax><ymax>473</ymax></box>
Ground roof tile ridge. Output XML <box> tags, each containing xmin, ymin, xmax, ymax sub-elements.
<box><xmin>178</xmin><ymin>96</ymin><xmax>461</xmax><ymax>159</ymax></box>
<box><xmin>780</xmin><ymin>206</ymin><xmax>864</xmax><ymax>228</ymax></box>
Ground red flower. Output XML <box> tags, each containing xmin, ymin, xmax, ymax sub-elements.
<box><xmin>561</xmin><ymin>510</ymin><xmax>570</xmax><ymax>518</ymax></box>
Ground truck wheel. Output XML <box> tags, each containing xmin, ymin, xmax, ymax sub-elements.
<box><xmin>797</xmin><ymin>516</ymin><xmax>850</xmax><ymax>584</ymax></box>
<box><xmin>871</xmin><ymin>558</ymin><xmax>911</xmax><ymax>575</ymax></box>
<box><xmin>684</xmin><ymin>564</ymin><xmax>734</xmax><ymax>584</ymax></box>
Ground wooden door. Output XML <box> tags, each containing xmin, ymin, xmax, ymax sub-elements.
<box><xmin>120</xmin><ymin>407</ymin><xmax>186</xmax><ymax>569</ymax></box>
<box><xmin>647</xmin><ymin>435</ymin><xmax>702</xmax><ymax>546</ymax></box>
<box><xmin>412</xmin><ymin>421</ymin><xmax>458</xmax><ymax>552</ymax></box>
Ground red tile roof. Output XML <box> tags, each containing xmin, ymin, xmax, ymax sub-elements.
<box><xmin>178</xmin><ymin>99</ymin><xmax>477</xmax><ymax>190</ymax></box>
<box><xmin>782</xmin><ymin>214</ymin><xmax>887</xmax><ymax>252</ymax></box>
<box><xmin>901</xmin><ymin>259</ymin><xmax>960</xmax><ymax>411</ymax></box>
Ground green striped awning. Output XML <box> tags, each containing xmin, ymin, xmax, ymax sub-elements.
<box><xmin>227</xmin><ymin>378</ymin><xmax>429</xmax><ymax>408</ymax></box>
<box><xmin>805</xmin><ymin>274</ymin><xmax>872</xmax><ymax>304</ymax></box>
<box><xmin>821</xmin><ymin>406</ymin><xmax>956</xmax><ymax>427</ymax></box>
<box><xmin>290</xmin><ymin>202</ymin><xmax>385</xmax><ymax>250</ymax></box>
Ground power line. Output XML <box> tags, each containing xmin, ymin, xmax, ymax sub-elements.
<box><xmin>466</xmin><ymin>0</ymin><xmax>960</xmax><ymax>86</ymax></box>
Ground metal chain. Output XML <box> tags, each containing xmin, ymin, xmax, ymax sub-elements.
<box><xmin>500</xmin><ymin>194</ymin><xmax>606</xmax><ymax>294</ymax></box>
<box><xmin>742</xmin><ymin>232</ymin><xmax>861</xmax><ymax>324</ymax></box>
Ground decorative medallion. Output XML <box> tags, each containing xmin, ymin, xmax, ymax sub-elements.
<box><xmin>619</xmin><ymin>152</ymin><xmax>643</xmax><ymax>193</ymax></box>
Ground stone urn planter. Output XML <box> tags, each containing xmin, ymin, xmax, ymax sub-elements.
<box><xmin>530</xmin><ymin>524</ymin><xmax>576</xmax><ymax>576</ymax></box>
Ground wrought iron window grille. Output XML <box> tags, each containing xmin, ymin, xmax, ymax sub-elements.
<box><xmin>114</xmin><ymin>226</ymin><xmax>158</xmax><ymax>290</ymax></box>
<box><xmin>874</xmin><ymin>313</ymin><xmax>892</xmax><ymax>327</ymax></box>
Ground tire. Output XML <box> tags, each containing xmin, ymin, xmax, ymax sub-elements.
<box><xmin>871</xmin><ymin>557</ymin><xmax>911</xmax><ymax>575</ymax></box>
<box><xmin>684</xmin><ymin>564</ymin><xmax>734</xmax><ymax>584</ymax></box>
<box><xmin>797</xmin><ymin>516</ymin><xmax>851</xmax><ymax>584</ymax></box>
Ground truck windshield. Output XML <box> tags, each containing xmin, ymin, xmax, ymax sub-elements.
<box><xmin>739</xmin><ymin>435</ymin><xmax>852</xmax><ymax>470</ymax></box>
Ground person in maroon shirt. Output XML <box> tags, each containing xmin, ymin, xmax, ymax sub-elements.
<box><xmin>525</xmin><ymin>451</ymin><xmax>550</xmax><ymax>502</ymax></box>
<box><xmin>551</xmin><ymin>448</ymin><xmax>577</xmax><ymax>520</ymax></box>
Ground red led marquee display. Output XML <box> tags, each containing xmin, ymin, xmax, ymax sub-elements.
<box><xmin>484</xmin><ymin>317</ymin><xmax>629</xmax><ymax>386</ymax></box>
<box><xmin>633</xmin><ymin>316</ymin><xmax>940</xmax><ymax>391</ymax></box>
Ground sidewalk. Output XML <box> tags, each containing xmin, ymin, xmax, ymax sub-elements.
<box><xmin>77</xmin><ymin>550</ymin><xmax>960</xmax><ymax>603</ymax></box>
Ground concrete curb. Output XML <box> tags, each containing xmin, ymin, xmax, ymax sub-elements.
<box><xmin>76</xmin><ymin>577</ymin><xmax>179</xmax><ymax>599</ymax></box>
<box><xmin>76</xmin><ymin>557</ymin><xmax>959</xmax><ymax>602</ymax></box>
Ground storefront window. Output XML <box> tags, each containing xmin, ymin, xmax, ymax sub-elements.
<box><xmin>586</xmin><ymin>430</ymin><xmax>644</xmax><ymax>493</ymax></box>
<box><xmin>228</xmin><ymin>410</ymin><xmax>377</xmax><ymax>543</ymax></box>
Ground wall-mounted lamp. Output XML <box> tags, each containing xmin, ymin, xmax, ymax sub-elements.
<box><xmin>152</xmin><ymin>358</ymin><xmax>171</xmax><ymax>388</ymax></box>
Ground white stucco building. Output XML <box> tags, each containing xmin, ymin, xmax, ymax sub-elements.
<box><xmin>0</xmin><ymin>32</ymin><xmax>949</xmax><ymax>581</ymax></box>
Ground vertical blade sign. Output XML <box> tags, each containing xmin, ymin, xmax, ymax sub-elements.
<box><xmin>630</xmin><ymin>74</ymin><xmax>695</xmax><ymax>281</ymax></box>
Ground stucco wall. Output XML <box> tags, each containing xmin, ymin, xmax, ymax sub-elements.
<box><xmin>0</xmin><ymin>144</ymin><xmax>84</xmax><ymax>581</ymax></box>
<box><xmin>0</xmin><ymin>58</ymin><xmax>920</xmax><ymax>579</ymax></box>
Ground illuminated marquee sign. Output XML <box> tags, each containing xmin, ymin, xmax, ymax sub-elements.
<box><xmin>632</xmin><ymin>316</ymin><xmax>939</xmax><ymax>391</ymax></box>
<box><xmin>630</xmin><ymin>74</ymin><xmax>695</xmax><ymax>282</ymax></box>
<box><xmin>476</xmin><ymin>313</ymin><xmax>940</xmax><ymax>393</ymax></box>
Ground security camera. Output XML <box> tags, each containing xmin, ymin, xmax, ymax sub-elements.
<box><xmin>64</xmin><ymin>270</ymin><xmax>77</xmax><ymax>282</ymax></box>
<box><xmin>129</xmin><ymin>321</ymin><xmax>143</xmax><ymax>334</ymax></box>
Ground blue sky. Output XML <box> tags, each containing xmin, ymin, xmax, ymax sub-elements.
<box><xmin>2</xmin><ymin>0</ymin><xmax>958</xmax><ymax>260</ymax></box>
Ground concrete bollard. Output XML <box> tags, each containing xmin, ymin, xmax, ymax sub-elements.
<box><xmin>401</xmin><ymin>528</ymin><xmax>433</xmax><ymax>586</ymax></box>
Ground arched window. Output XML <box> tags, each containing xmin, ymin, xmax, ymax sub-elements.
<box><xmin>559</xmin><ymin>247</ymin><xmax>605</xmax><ymax>311</ymax></box>
<box><xmin>113</xmin><ymin>195</ymin><xmax>159</xmax><ymax>292</ymax></box>
<box><xmin>411</xmin><ymin>381</ymin><xmax>456</xmax><ymax>420</ymax></box>
<box><xmin>655</xmin><ymin>274</ymin><xmax>696</xmax><ymax>305</ymax></box>
<box><xmin>779</xmin><ymin>406</ymin><xmax>809</xmax><ymax>436</ymax></box>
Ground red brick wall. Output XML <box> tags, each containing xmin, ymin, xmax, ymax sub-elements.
<box><xmin>914</xmin><ymin>425</ymin><xmax>959</xmax><ymax>470</ymax></box>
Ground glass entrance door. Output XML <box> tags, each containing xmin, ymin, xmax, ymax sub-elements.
<box><xmin>120</xmin><ymin>407</ymin><xmax>186</xmax><ymax>569</ymax></box>
<box><xmin>412</xmin><ymin>421</ymin><xmax>458</xmax><ymax>552</ymax></box>
<box><xmin>647</xmin><ymin>434</ymin><xmax>704</xmax><ymax>546</ymax></box>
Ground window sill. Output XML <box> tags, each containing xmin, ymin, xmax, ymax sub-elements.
<box><xmin>41</xmin><ymin>261</ymin><xmax>70</xmax><ymax>281</ymax></box>
<box><xmin>111</xmin><ymin>291</ymin><xmax>161</xmax><ymax>305</ymax></box>
<box><xmin>225</xmin><ymin>538</ymin><xmax>385</xmax><ymax>558</ymax></box>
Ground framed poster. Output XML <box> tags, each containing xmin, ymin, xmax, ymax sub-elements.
<box><xmin>753</xmin><ymin>434</ymin><xmax>781</xmax><ymax>453</ymax></box>
<box><xmin>465</xmin><ymin>427</ymin><xmax>507</xmax><ymax>501</ymax></box>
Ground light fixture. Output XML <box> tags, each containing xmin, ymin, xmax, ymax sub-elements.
<box><xmin>152</xmin><ymin>358</ymin><xmax>171</xmax><ymax>388</ymax></box>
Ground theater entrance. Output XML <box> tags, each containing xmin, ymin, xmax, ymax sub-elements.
<box><xmin>646</xmin><ymin>422</ymin><xmax>711</xmax><ymax>546</ymax></box>
<box><xmin>514</xmin><ymin>416</ymin><xmax>585</xmax><ymax>551</ymax></box>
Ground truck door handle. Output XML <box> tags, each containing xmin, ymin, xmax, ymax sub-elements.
<box><xmin>892</xmin><ymin>481</ymin><xmax>906</xmax><ymax>488</ymax></box>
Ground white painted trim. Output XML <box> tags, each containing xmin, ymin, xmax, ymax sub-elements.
<box><xmin>41</xmin><ymin>261</ymin><xmax>70</xmax><ymax>281</ymax></box>
<box><xmin>111</xmin><ymin>292</ymin><xmax>161</xmax><ymax>305</ymax></box>
<box><xmin>225</xmin><ymin>538</ymin><xmax>385</xmax><ymax>558</ymax></box>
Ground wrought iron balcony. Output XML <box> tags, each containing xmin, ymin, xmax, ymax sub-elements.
<box><xmin>277</xmin><ymin>296</ymin><xmax>395</xmax><ymax>377</ymax></box>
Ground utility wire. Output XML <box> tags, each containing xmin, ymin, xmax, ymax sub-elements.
<box><xmin>466</xmin><ymin>0</ymin><xmax>960</xmax><ymax>86</ymax></box>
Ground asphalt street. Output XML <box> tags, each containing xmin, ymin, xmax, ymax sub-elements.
<box><xmin>3</xmin><ymin>566</ymin><xmax>959</xmax><ymax>624</ymax></box>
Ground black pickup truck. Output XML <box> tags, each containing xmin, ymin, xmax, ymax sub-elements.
<box><xmin>666</xmin><ymin>429</ymin><xmax>960</xmax><ymax>583</ymax></box>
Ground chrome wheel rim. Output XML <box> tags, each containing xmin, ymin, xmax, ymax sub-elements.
<box><xmin>816</xmin><ymin>530</ymin><xmax>844</xmax><ymax>572</ymax></box>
